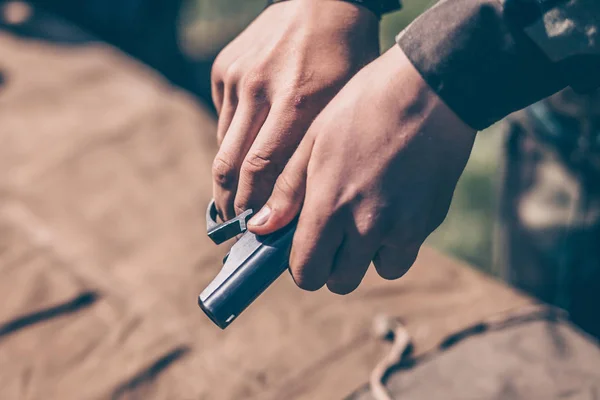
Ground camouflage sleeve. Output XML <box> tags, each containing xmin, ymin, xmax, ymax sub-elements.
<box><xmin>523</xmin><ymin>0</ymin><xmax>600</xmax><ymax>92</ymax></box>
<box><xmin>396</xmin><ymin>0</ymin><xmax>600</xmax><ymax>131</ymax></box>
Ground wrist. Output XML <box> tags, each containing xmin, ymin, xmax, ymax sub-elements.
<box><xmin>266</xmin><ymin>0</ymin><xmax>401</xmax><ymax>19</ymax></box>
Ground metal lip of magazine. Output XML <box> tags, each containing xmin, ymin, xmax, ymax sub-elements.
<box><xmin>199</xmin><ymin>200</ymin><xmax>295</xmax><ymax>329</ymax></box>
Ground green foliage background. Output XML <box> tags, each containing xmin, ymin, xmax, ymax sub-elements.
<box><xmin>183</xmin><ymin>0</ymin><xmax>502</xmax><ymax>272</ymax></box>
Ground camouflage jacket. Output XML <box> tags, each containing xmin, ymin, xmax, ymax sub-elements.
<box><xmin>397</xmin><ymin>0</ymin><xmax>600</xmax><ymax>131</ymax></box>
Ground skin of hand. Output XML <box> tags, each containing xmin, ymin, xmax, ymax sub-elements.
<box><xmin>211</xmin><ymin>0</ymin><xmax>380</xmax><ymax>220</ymax></box>
<box><xmin>247</xmin><ymin>45</ymin><xmax>478</xmax><ymax>295</ymax></box>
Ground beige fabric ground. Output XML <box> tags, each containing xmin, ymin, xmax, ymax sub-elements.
<box><xmin>0</xmin><ymin>8</ymin><xmax>534</xmax><ymax>400</ymax></box>
<box><xmin>351</xmin><ymin>317</ymin><xmax>600</xmax><ymax>400</ymax></box>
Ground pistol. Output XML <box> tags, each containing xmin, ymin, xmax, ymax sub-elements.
<box><xmin>198</xmin><ymin>200</ymin><xmax>295</xmax><ymax>329</ymax></box>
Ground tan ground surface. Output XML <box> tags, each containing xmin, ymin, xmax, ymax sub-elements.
<box><xmin>0</xmin><ymin>8</ymin><xmax>534</xmax><ymax>400</ymax></box>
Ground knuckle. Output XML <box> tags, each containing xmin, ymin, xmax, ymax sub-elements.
<box><xmin>282</xmin><ymin>78</ymin><xmax>334</xmax><ymax>113</ymax></box>
<box><xmin>225</xmin><ymin>61</ymin><xmax>243</xmax><ymax>82</ymax></box>
<box><xmin>241</xmin><ymin>152</ymin><xmax>276</xmax><ymax>178</ymax></box>
<box><xmin>241</xmin><ymin>74</ymin><xmax>268</xmax><ymax>102</ymax></box>
<box><xmin>212</xmin><ymin>155</ymin><xmax>237</xmax><ymax>189</ymax></box>
<box><xmin>281</xmin><ymin>91</ymin><xmax>315</xmax><ymax>115</ymax></box>
<box><xmin>233</xmin><ymin>197</ymin><xmax>249</xmax><ymax>215</ymax></box>
<box><xmin>290</xmin><ymin>93</ymin><xmax>310</xmax><ymax>111</ymax></box>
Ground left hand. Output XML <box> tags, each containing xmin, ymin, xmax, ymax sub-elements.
<box><xmin>247</xmin><ymin>45</ymin><xmax>477</xmax><ymax>294</ymax></box>
<box><xmin>210</xmin><ymin>0</ymin><xmax>380</xmax><ymax>220</ymax></box>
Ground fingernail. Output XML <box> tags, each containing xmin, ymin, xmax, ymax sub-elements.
<box><xmin>249</xmin><ymin>205</ymin><xmax>271</xmax><ymax>227</ymax></box>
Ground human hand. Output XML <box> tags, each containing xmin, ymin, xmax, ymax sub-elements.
<box><xmin>247</xmin><ymin>45</ymin><xmax>477</xmax><ymax>294</ymax></box>
<box><xmin>211</xmin><ymin>0</ymin><xmax>380</xmax><ymax>220</ymax></box>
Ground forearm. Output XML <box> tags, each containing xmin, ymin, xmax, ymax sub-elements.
<box><xmin>397</xmin><ymin>0</ymin><xmax>600</xmax><ymax>130</ymax></box>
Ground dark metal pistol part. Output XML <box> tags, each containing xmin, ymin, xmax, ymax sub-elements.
<box><xmin>199</xmin><ymin>200</ymin><xmax>295</xmax><ymax>329</ymax></box>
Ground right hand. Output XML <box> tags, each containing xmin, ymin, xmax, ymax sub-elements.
<box><xmin>211</xmin><ymin>0</ymin><xmax>380</xmax><ymax>220</ymax></box>
<box><xmin>248</xmin><ymin>46</ymin><xmax>477</xmax><ymax>294</ymax></box>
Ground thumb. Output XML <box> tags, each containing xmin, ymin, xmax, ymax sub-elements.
<box><xmin>248</xmin><ymin>134</ymin><xmax>314</xmax><ymax>235</ymax></box>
